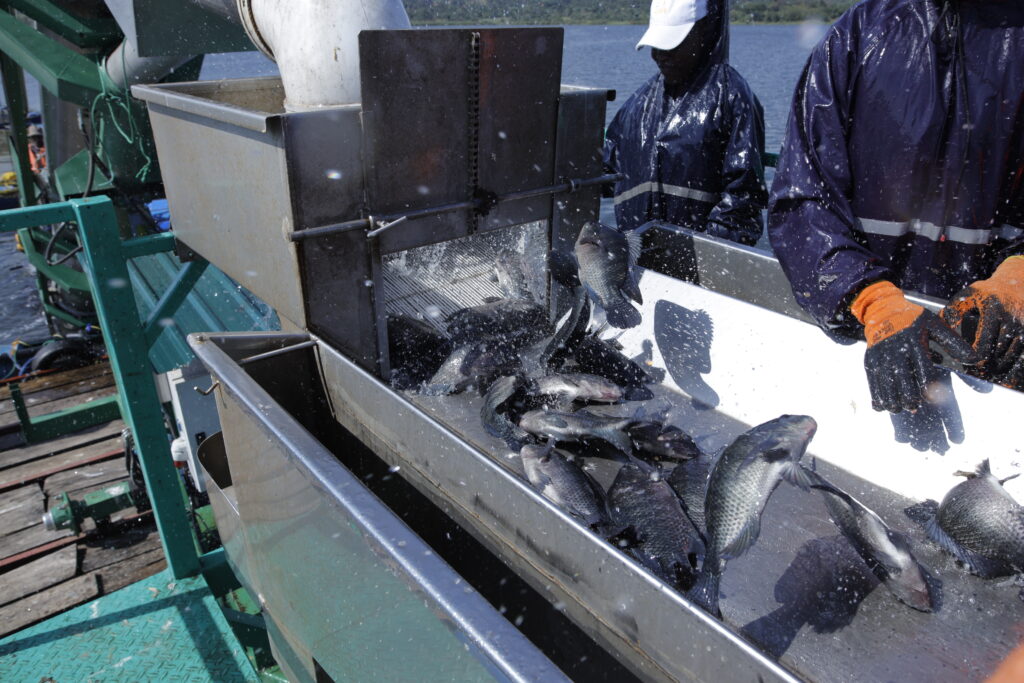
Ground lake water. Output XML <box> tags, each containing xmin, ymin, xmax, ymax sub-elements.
<box><xmin>1</xmin><ymin>23</ymin><xmax>822</xmax><ymax>348</ymax></box>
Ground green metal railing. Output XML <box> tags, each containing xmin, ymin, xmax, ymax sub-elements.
<box><xmin>0</xmin><ymin>196</ymin><xmax>205</xmax><ymax>577</ymax></box>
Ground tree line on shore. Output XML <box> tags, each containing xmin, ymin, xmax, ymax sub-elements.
<box><xmin>404</xmin><ymin>0</ymin><xmax>857</xmax><ymax>25</ymax></box>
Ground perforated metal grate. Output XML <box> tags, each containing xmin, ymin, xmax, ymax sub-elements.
<box><xmin>381</xmin><ymin>220</ymin><xmax>549</xmax><ymax>331</ymax></box>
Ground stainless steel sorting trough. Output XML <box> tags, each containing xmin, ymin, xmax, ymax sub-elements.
<box><xmin>190</xmin><ymin>228</ymin><xmax>1024</xmax><ymax>681</ymax></box>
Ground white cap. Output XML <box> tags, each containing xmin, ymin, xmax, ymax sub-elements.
<box><xmin>636</xmin><ymin>0</ymin><xmax>708</xmax><ymax>51</ymax></box>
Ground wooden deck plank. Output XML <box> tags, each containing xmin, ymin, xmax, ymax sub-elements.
<box><xmin>0</xmin><ymin>522</ymin><xmax>73</xmax><ymax>561</ymax></box>
<box><xmin>0</xmin><ymin>362</ymin><xmax>111</xmax><ymax>400</ymax></box>
<box><xmin>0</xmin><ymin>421</ymin><xmax>124</xmax><ymax>469</ymax></box>
<box><xmin>0</xmin><ymin>572</ymin><xmax>99</xmax><ymax>638</ymax></box>
<box><xmin>0</xmin><ymin>436</ymin><xmax>122</xmax><ymax>492</ymax></box>
<box><xmin>0</xmin><ymin>545</ymin><xmax>77</xmax><ymax>608</ymax></box>
<box><xmin>0</xmin><ymin>370</ymin><xmax>115</xmax><ymax>418</ymax></box>
<box><xmin>93</xmin><ymin>546</ymin><xmax>166</xmax><ymax>595</ymax></box>
<box><xmin>80</xmin><ymin>525</ymin><xmax>162</xmax><ymax>574</ymax></box>
<box><xmin>0</xmin><ymin>484</ymin><xmax>43</xmax><ymax>537</ymax></box>
<box><xmin>43</xmin><ymin>459</ymin><xmax>128</xmax><ymax>498</ymax></box>
<box><xmin>0</xmin><ymin>386</ymin><xmax>119</xmax><ymax>434</ymax></box>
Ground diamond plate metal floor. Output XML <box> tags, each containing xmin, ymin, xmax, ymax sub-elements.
<box><xmin>0</xmin><ymin>568</ymin><xmax>259</xmax><ymax>682</ymax></box>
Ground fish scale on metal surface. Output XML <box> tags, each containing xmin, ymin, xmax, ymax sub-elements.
<box><xmin>925</xmin><ymin>459</ymin><xmax>1024</xmax><ymax>578</ymax></box>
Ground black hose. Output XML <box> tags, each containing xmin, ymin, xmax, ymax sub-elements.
<box><xmin>43</xmin><ymin>222</ymin><xmax>83</xmax><ymax>267</ymax></box>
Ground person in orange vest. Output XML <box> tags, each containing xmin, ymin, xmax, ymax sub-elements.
<box><xmin>26</xmin><ymin>124</ymin><xmax>46</xmax><ymax>174</ymax></box>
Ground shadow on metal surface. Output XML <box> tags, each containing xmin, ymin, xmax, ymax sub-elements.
<box><xmin>654</xmin><ymin>300</ymin><xmax>719</xmax><ymax>410</ymax></box>
<box><xmin>740</xmin><ymin>536</ymin><xmax>879</xmax><ymax>659</ymax></box>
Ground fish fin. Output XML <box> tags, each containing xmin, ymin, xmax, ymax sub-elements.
<box><xmin>925</xmin><ymin>516</ymin><xmax>1009</xmax><ymax>578</ymax></box>
<box><xmin>624</xmin><ymin>228</ymin><xmax>643</xmax><ymax>264</ymax></box>
<box><xmin>955</xmin><ymin>459</ymin><xmax>989</xmax><ymax>479</ymax></box>
<box><xmin>547</xmin><ymin>415</ymin><xmax>570</xmax><ymax>428</ymax></box>
<box><xmin>603</xmin><ymin>429</ymin><xmax>635</xmax><ymax>455</ymax></box>
<box><xmin>804</xmin><ymin>470</ymin><xmax>850</xmax><ymax>499</ymax></box>
<box><xmin>620</xmin><ymin>273</ymin><xmax>644</xmax><ymax>306</ymax></box>
<box><xmin>604</xmin><ymin>301</ymin><xmax>642</xmax><ymax>329</ymax></box>
<box><xmin>721</xmin><ymin>516</ymin><xmax>762</xmax><ymax>560</ymax></box>
<box><xmin>1000</xmin><ymin>473</ymin><xmax>1021</xmax><ymax>486</ymax></box>
<box><xmin>903</xmin><ymin>499</ymin><xmax>939</xmax><ymax>526</ymax></box>
<box><xmin>783</xmin><ymin>461</ymin><xmax>814</xmax><ymax>492</ymax></box>
<box><xmin>688</xmin><ymin>568</ymin><xmax>722</xmax><ymax>618</ymax></box>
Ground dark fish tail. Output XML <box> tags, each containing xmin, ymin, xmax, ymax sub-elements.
<box><xmin>689</xmin><ymin>567</ymin><xmax>722</xmax><ymax>618</ymax></box>
<box><xmin>604</xmin><ymin>300</ymin><xmax>642</xmax><ymax>330</ymax></box>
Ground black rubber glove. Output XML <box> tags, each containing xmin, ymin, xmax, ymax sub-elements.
<box><xmin>852</xmin><ymin>281</ymin><xmax>978</xmax><ymax>413</ymax></box>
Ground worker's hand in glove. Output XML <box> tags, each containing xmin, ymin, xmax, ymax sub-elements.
<box><xmin>940</xmin><ymin>256</ymin><xmax>1024</xmax><ymax>389</ymax></box>
<box><xmin>851</xmin><ymin>281</ymin><xmax>978</xmax><ymax>413</ymax></box>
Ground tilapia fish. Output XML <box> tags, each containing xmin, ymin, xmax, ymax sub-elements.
<box><xmin>667</xmin><ymin>454</ymin><xmax>714</xmax><ymax>533</ymax></box>
<box><xmin>530</xmin><ymin>373</ymin><xmax>629</xmax><ymax>405</ymax></box>
<box><xmin>572</xmin><ymin>335</ymin><xmax>653</xmax><ymax>393</ymax></box>
<box><xmin>575</xmin><ymin>221</ymin><xmax>643</xmax><ymax>329</ymax></box>
<box><xmin>446</xmin><ymin>299</ymin><xmax>551</xmax><ymax>346</ymax></box>
<box><xmin>691</xmin><ymin>415</ymin><xmax>817</xmax><ymax>617</ymax></box>
<box><xmin>807</xmin><ymin>469</ymin><xmax>933</xmax><ymax>612</ymax></box>
<box><xmin>540</xmin><ymin>288</ymin><xmax>592</xmax><ymax>372</ymax></box>
<box><xmin>481</xmin><ymin>375</ymin><xmax>533</xmax><ymax>449</ymax></box>
<box><xmin>421</xmin><ymin>338</ymin><xmax>520</xmax><ymax>396</ymax></box>
<box><xmin>520</xmin><ymin>441</ymin><xmax>611</xmax><ymax>529</ymax></box>
<box><xmin>629</xmin><ymin>423</ymin><xmax>702</xmax><ymax>462</ymax></box>
<box><xmin>609</xmin><ymin>462</ymin><xmax>704</xmax><ymax>589</ymax></box>
<box><xmin>925</xmin><ymin>459</ymin><xmax>1024</xmax><ymax>578</ymax></box>
<box><xmin>518</xmin><ymin>409</ymin><xmax>638</xmax><ymax>454</ymax></box>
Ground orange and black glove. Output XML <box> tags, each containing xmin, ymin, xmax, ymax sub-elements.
<box><xmin>940</xmin><ymin>256</ymin><xmax>1024</xmax><ymax>389</ymax></box>
<box><xmin>851</xmin><ymin>281</ymin><xmax>978</xmax><ymax>413</ymax></box>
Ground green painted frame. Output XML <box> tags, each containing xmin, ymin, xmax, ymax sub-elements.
<box><xmin>0</xmin><ymin>197</ymin><xmax>206</xmax><ymax>577</ymax></box>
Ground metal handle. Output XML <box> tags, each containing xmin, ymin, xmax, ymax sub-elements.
<box><xmin>288</xmin><ymin>173</ymin><xmax>623</xmax><ymax>243</ymax></box>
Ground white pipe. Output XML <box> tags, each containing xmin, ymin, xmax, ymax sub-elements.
<box><xmin>238</xmin><ymin>0</ymin><xmax>411</xmax><ymax>111</ymax></box>
<box><xmin>105</xmin><ymin>39</ymin><xmax>195</xmax><ymax>90</ymax></box>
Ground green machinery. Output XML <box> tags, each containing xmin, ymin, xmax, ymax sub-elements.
<box><xmin>0</xmin><ymin>196</ymin><xmax>283</xmax><ymax>680</ymax></box>
<box><xmin>0</xmin><ymin>4</ymin><xmax>283</xmax><ymax>678</ymax></box>
<box><xmin>0</xmin><ymin>2</ymin><xmax>270</xmax><ymax>440</ymax></box>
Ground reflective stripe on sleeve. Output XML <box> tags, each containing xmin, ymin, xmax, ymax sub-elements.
<box><xmin>855</xmin><ymin>218</ymin><xmax>1013</xmax><ymax>246</ymax></box>
<box><xmin>614</xmin><ymin>181</ymin><xmax>719</xmax><ymax>206</ymax></box>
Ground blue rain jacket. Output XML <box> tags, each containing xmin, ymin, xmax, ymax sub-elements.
<box><xmin>769</xmin><ymin>0</ymin><xmax>1024</xmax><ymax>333</ymax></box>
<box><xmin>603</xmin><ymin>2</ymin><xmax>767</xmax><ymax>245</ymax></box>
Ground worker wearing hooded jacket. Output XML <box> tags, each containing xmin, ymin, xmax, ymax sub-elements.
<box><xmin>769</xmin><ymin>0</ymin><xmax>1024</xmax><ymax>413</ymax></box>
<box><xmin>604</xmin><ymin>0</ymin><xmax>767</xmax><ymax>245</ymax></box>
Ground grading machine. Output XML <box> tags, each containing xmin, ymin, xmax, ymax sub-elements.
<box><xmin>2</xmin><ymin>1</ymin><xmax>1023</xmax><ymax>681</ymax></box>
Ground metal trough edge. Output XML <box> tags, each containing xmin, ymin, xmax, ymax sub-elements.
<box><xmin>309</xmin><ymin>337</ymin><xmax>800</xmax><ymax>683</ymax></box>
<box><xmin>188</xmin><ymin>332</ymin><xmax>569</xmax><ymax>683</ymax></box>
